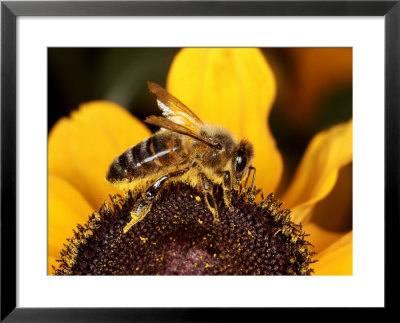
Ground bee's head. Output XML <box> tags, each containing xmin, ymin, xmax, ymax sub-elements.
<box><xmin>231</xmin><ymin>139</ymin><xmax>254</xmax><ymax>189</ymax></box>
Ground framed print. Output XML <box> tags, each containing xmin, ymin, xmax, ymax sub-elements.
<box><xmin>1</xmin><ymin>0</ymin><xmax>399</xmax><ymax>321</ymax></box>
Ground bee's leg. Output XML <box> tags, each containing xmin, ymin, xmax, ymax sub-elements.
<box><xmin>242</xmin><ymin>166</ymin><xmax>257</xmax><ymax>202</ymax></box>
<box><xmin>123</xmin><ymin>169</ymin><xmax>189</xmax><ymax>234</ymax></box>
<box><xmin>242</xmin><ymin>166</ymin><xmax>256</xmax><ymax>190</ymax></box>
<box><xmin>123</xmin><ymin>175</ymin><xmax>169</xmax><ymax>233</ymax></box>
<box><xmin>221</xmin><ymin>171</ymin><xmax>234</xmax><ymax>212</ymax></box>
<box><xmin>198</xmin><ymin>173</ymin><xmax>220</xmax><ymax>223</ymax></box>
<box><xmin>248</xmin><ymin>166</ymin><xmax>256</xmax><ymax>192</ymax></box>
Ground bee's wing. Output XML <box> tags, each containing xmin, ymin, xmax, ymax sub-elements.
<box><xmin>147</xmin><ymin>81</ymin><xmax>203</xmax><ymax>133</ymax></box>
<box><xmin>145</xmin><ymin>116</ymin><xmax>217</xmax><ymax>148</ymax></box>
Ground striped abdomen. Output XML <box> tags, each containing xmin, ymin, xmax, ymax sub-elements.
<box><xmin>107</xmin><ymin>132</ymin><xmax>188</xmax><ymax>182</ymax></box>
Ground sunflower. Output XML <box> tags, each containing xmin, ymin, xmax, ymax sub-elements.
<box><xmin>48</xmin><ymin>48</ymin><xmax>352</xmax><ymax>275</ymax></box>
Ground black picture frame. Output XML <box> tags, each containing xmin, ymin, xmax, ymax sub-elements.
<box><xmin>1</xmin><ymin>0</ymin><xmax>398</xmax><ymax>321</ymax></box>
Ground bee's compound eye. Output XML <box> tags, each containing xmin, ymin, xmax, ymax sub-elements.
<box><xmin>216</xmin><ymin>143</ymin><xmax>223</xmax><ymax>150</ymax></box>
<box><xmin>235</xmin><ymin>149</ymin><xmax>247</xmax><ymax>173</ymax></box>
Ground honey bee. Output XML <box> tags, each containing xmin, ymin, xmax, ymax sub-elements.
<box><xmin>107</xmin><ymin>82</ymin><xmax>255</xmax><ymax>234</ymax></box>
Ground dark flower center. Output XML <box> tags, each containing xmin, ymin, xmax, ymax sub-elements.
<box><xmin>54</xmin><ymin>184</ymin><xmax>315</xmax><ymax>275</ymax></box>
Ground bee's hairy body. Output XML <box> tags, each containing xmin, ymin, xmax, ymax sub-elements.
<box><xmin>108</xmin><ymin>125</ymin><xmax>235</xmax><ymax>191</ymax></box>
<box><xmin>107</xmin><ymin>131</ymin><xmax>189</xmax><ymax>188</ymax></box>
<box><xmin>106</xmin><ymin>82</ymin><xmax>254</xmax><ymax>234</ymax></box>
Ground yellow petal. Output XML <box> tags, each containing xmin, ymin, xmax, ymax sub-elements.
<box><xmin>312</xmin><ymin>231</ymin><xmax>352</xmax><ymax>275</ymax></box>
<box><xmin>48</xmin><ymin>256</ymin><xmax>57</xmax><ymax>275</ymax></box>
<box><xmin>48</xmin><ymin>174</ymin><xmax>94</xmax><ymax>274</ymax></box>
<box><xmin>167</xmin><ymin>48</ymin><xmax>283</xmax><ymax>193</ymax></box>
<box><xmin>311</xmin><ymin>163</ymin><xmax>352</xmax><ymax>231</ymax></box>
<box><xmin>303</xmin><ymin>222</ymin><xmax>347</xmax><ymax>254</ymax></box>
<box><xmin>283</xmin><ymin>119</ymin><xmax>353</xmax><ymax>223</ymax></box>
<box><xmin>48</xmin><ymin>101</ymin><xmax>152</xmax><ymax>208</ymax></box>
